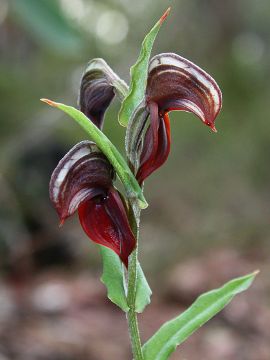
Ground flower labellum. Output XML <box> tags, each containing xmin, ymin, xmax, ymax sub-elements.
<box><xmin>127</xmin><ymin>52</ymin><xmax>222</xmax><ymax>184</ymax></box>
<box><xmin>49</xmin><ymin>140</ymin><xmax>136</xmax><ymax>266</ymax></box>
<box><xmin>78</xmin><ymin>187</ymin><xmax>135</xmax><ymax>268</ymax></box>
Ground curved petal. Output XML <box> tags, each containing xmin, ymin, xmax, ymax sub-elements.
<box><xmin>79</xmin><ymin>58</ymin><xmax>128</xmax><ymax>129</ymax></box>
<box><xmin>147</xmin><ymin>53</ymin><xmax>222</xmax><ymax>131</ymax></box>
<box><xmin>78</xmin><ymin>187</ymin><xmax>136</xmax><ymax>267</ymax></box>
<box><xmin>49</xmin><ymin>141</ymin><xmax>114</xmax><ymax>223</ymax></box>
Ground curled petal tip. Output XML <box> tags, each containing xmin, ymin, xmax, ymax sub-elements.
<box><xmin>40</xmin><ymin>98</ymin><xmax>57</xmax><ymax>107</ymax></box>
<box><xmin>147</xmin><ymin>53</ymin><xmax>222</xmax><ymax>128</ymax></box>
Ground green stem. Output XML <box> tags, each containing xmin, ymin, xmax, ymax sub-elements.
<box><xmin>126</xmin><ymin>206</ymin><xmax>144</xmax><ymax>360</ymax></box>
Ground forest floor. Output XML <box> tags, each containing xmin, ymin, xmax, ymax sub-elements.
<box><xmin>0</xmin><ymin>247</ymin><xmax>269</xmax><ymax>360</ymax></box>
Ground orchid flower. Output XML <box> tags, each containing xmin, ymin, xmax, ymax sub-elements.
<box><xmin>49</xmin><ymin>140</ymin><xmax>135</xmax><ymax>267</ymax></box>
<box><xmin>126</xmin><ymin>53</ymin><xmax>222</xmax><ymax>184</ymax></box>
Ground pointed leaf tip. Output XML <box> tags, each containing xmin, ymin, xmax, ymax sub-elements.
<box><xmin>40</xmin><ymin>98</ymin><xmax>58</xmax><ymax>107</ymax></box>
<box><xmin>142</xmin><ymin>271</ymin><xmax>257</xmax><ymax>360</ymax></box>
<box><xmin>119</xmin><ymin>8</ymin><xmax>169</xmax><ymax>127</ymax></box>
<box><xmin>160</xmin><ymin>7</ymin><xmax>171</xmax><ymax>24</ymax></box>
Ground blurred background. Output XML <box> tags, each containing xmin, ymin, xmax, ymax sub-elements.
<box><xmin>0</xmin><ymin>0</ymin><xmax>270</xmax><ymax>359</ymax></box>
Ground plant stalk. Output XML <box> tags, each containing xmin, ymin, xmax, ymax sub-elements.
<box><xmin>126</xmin><ymin>205</ymin><xmax>144</xmax><ymax>360</ymax></box>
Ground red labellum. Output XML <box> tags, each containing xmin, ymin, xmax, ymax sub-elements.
<box><xmin>78</xmin><ymin>187</ymin><xmax>136</xmax><ymax>267</ymax></box>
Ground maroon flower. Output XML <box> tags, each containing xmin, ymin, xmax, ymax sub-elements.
<box><xmin>129</xmin><ymin>53</ymin><xmax>222</xmax><ymax>184</ymax></box>
<box><xmin>49</xmin><ymin>141</ymin><xmax>135</xmax><ymax>267</ymax></box>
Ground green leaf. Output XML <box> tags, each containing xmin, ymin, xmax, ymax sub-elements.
<box><xmin>100</xmin><ymin>247</ymin><xmax>151</xmax><ymax>313</ymax></box>
<box><xmin>118</xmin><ymin>8</ymin><xmax>170</xmax><ymax>127</ymax></box>
<box><xmin>135</xmin><ymin>261</ymin><xmax>152</xmax><ymax>313</ymax></box>
<box><xmin>142</xmin><ymin>271</ymin><xmax>258</xmax><ymax>360</ymax></box>
<box><xmin>40</xmin><ymin>99</ymin><xmax>148</xmax><ymax>210</ymax></box>
<box><xmin>100</xmin><ymin>246</ymin><xmax>129</xmax><ymax>312</ymax></box>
